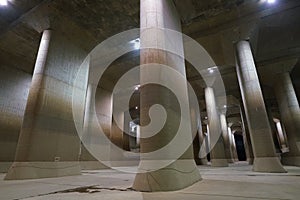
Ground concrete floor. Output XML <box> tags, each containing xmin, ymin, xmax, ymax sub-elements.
<box><xmin>1</xmin><ymin>162</ymin><xmax>300</xmax><ymax>200</ymax></box>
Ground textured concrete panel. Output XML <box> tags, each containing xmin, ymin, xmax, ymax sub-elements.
<box><xmin>5</xmin><ymin>30</ymin><xmax>88</xmax><ymax>179</ymax></box>
<box><xmin>0</xmin><ymin>66</ymin><xmax>31</xmax><ymax>172</ymax></box>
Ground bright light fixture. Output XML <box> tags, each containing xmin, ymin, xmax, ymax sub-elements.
<box><xmin>129</xmin><ymin>38</ymin><xmax>140</xmax><ymax>50</ymax></box>
<box><xmin>267</xmin><ymin>0</ymin><xmax>275</xmax><ymax>3</ymax></box>
<box><xmin>0</xmin><ymin>0</ymin><xmax>8</xmax><ymax>6</ymax></box>
<box><xmin>208</xmin><ymin>66</ymin><xmax>218</xmax><ymax>74</ymax></box>
<box><xmin>135</xmin><ymin>85</ymin><xmax>140</xmax><ymax>91</ymax></box>
<box><xmin>135</xmin><ymin>106</ymin><xmax>138</xmax><ymax>110</ymax></box>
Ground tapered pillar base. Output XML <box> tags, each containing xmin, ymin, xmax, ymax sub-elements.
<box><xmin>200</xmin><ymin>158</ymin><xmax>208</xmax><ymax>165</ymax></box>
<box><xmin>5</xmin><ymin>162</ymin><xmax>81</xmax><ymax>180</ymax></box>
<box><xmin>248</xmin><ymin>158</ymin><xmax>254</xmax><ymax>165</ymax></box>
<box><xmin>80</xmin><ymin>161</ymin><xmax>109</xmax><ymax>170</ymax></box>
<box><xmin>194</xmin><ymin>158</ymin><xmax>202</xmax><ymax>165</ymax></box>
<box><xmin>0</xmin><ymin>162</ymin><xmax>12</xmax><ymax>173</ymax></box>
<box><xmin>194</xmin><ymin>158</ymin><xmax>209</xmax><ymax>165</ymax></box>
<box><xmin>253</xmin><ymin>157</ymin><xmax>286</xmax><ymax>173</ymax></box>
<box><xmin>211</xmin><ymin>159</ymin><xmax>228</xmax><ymax>167</ymax></box>
<box><xmin>132</xmin><ymin>159</ymin><xmax>201</xmax><ymax>192</ymax></box>
<box><xmin>281</xmin><ymin>156</ymin><xmax>300</xmax><ymax>167</ymax></box>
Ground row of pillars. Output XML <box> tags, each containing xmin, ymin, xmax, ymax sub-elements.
<box><xmin>197</xmin><ymin>40</ymin><xmax>300</xmax><ymax>172</ymax></box>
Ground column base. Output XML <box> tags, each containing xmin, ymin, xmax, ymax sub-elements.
<box><xmin>247</xmin><ymin>158</ymin><xmax>254</xmax><ymax>165</ymax></box>
<box><xmin>194</xmin><ymin>158</ymin><xmax>208</xmax><ymax>165</ymax></box>
<box><xmin>227</xmin><ymin>159</ymin><xmax>235</xmax><ymax>163</ymax></box>
<box><xmin>195</xmin><ymin>158</ymin><xmax>208</xmax><ymax>165</ymax></box>
<box><xmin>200</xmin><ymin>158</ymin><xmax>208</xmax><ymax>165</ymax></box>
<box><xmin>281</xmin><ymin>156</ymin><xmax>300</xmax><ymax>167</ymax></box>
<box><xmin>253</xmin><ymin>157</ymin><xmax>286</xmax><ymax>173</ymax></box>
<box><xmin>0</xmin><ymin>162</ymin><xmax>13</xmax><ymax>173</ymax></box>
<box><xmin>132</xmin><ymin>159</ymin><xmax>201</xmax><ymax>192</ymax></box>
<box><xmin>80</xmin><ymin>161</ymin><xmax>109</xmax><ymax>170</ymax></box>
<box><xmin>5</xmin><ymin>162</ymin><xmax>81</xmax><ymax>180</ymax></box>
<box><xmin>211</xmin><ymin>159</ymin><xmax>228</xmax><ymax>167</ymax></box>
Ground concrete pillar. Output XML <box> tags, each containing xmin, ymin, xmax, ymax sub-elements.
<box><xmin>111</xmin><ymin>111</ymin><xmax>125</xmax><ymax>149</ymax></box>
<box><xmin>267</xmin><ymin>109</ymin><xmax>281</xmax><ymax>154</ymax></box>
<box><xmin>80</xmin><ymin>84</ymin><xmax>108</xmax><ymax>170</ymax></box>
<box><xmin>235</xmin><ymin>40</ymin><xmax>286</xmax><ymax>172</ymax></box>
<box><xmin>133</xmin><ymin>0</ymin><xmax>201</xmax><ymax>192</ymax></box>
<box><xmin>198</xmin><ymin>130</ymin><xmax>208</xmax><ymax>165</ymax></box>
<box><xmin>274</xmin><ymin>72</ymin><xmax>300</xmax><ymax>166</ymax></box>
<box><xmin>205</xmin><ymin>87</ymin><xmax>228</xmax><ymax>167</ymax></box>
<box><xmin>240</xmin><ymin>105</ymin><xmax>254</xmax><ymax>164</ymax></box>
<box><xmin>5</xmin><ymin>30</ymin><xmax>85</xmax><ymax>180</ymax></box>
<box><xmin>110</xmin><ymin>109</ymin><xmax>136</xmax><ymax>167</ymax></box>
<box><xmin>228</xmin><ymin>127</ymin><xmax>238</xmax><ymax>162</ymax></box>
<box><xmin>206</xmin><ymin>124</ymin><xmax>211</xmax><ymax>161</ymax></box>
<box><xmin>190</xmin><ymin>99</ymin><xmax>204</xmax><ymax>165</ymax></box>
<box><xmin>274</xmin><ymin>120</ymin><xmax>289</xmax><ymax>153</ymax></box>
<box><xmin>123</xmin><ymin>112</ymin><xmax>131</xmax><ymax>152</ymax></box>
<box><xmin>193</xmin><ymin>131</ymin><xmax>205</xmax><ymax>165</ymax></box>
<box><xmin>136</xmin><ymin>125</ymin><xmax>140</xmax><ymax>147</ymax></box>
<box><xmin>220</xmin><ymin>113</ymin><xmax>234</xmax><ymax>163</ymax></box>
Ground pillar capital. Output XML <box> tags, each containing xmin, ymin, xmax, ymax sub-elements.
<box><xmin>258</xmin><ymin>58</ymin><xmax>298</xmax><ymax>86</ymax></box>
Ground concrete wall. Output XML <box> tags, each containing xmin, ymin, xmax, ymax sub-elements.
<box><xmin>0</xmin><ymin>66</ymin><xmax>31</xmax><ymax>172</ymax></box>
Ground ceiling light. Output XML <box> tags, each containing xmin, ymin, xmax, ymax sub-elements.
<box><xmin>267</xmin><ymin>0</ymin><xmax>275</xmax><ymax>3</ymax></box>
<box><xmin>207</xmin><ymin>66</ymin><xmax>218</xmax><ymax>74</ymax></box>
<box><xmin>130</xmin><ymin>38</ymin><xmax>140</xmax><ymax>50</ymax></box>
<box><xmin>0</xmin><ymin>0</ymin><xmax>8</xmax><ymax>6</ymax></box>
<box><xmin>135</xmin><ymin>85</ymin><xmax>140</xmax><ymax>91</ymax></box>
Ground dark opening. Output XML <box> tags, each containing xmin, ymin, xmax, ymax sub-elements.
<box><xmin>234</xmin><ymin>134</ymin><xmax>247</xmax><ymax>161</ymax></box>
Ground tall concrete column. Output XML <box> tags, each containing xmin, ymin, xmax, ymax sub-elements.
<box><xmin>235</xmin><ymin>40</ymin><xmax>285</xmax><ymax>172</ymax></box>
<box><xmin>274</xmin><ymin>72</ymin><xmax>300</xmax><ymax>166</ymax></box>
<box><xmin>133</xmin><ymin>0</ymin><xmax>201</xmax><ymax>192</ymax></box>
<box><xmin>240</xmin><ymin>105</ymin><xmax>254</xmax><ymax>164</ymax></box>
<box><xmin>198</xmin><ymin>129</ymin><xmax>208</xmax><ymax>165</ymax></box>
<box><xmin>110</xmin><ymin>110</ymin><xmax>137</xmax><ymax>167</ymax></box>
<box><xmin>5</xmin><ymin>30</ymin><xmax>86</xmax><ymax>180</ymax></box>
<box><xmin>111</xmin><ymin>111</ymin><xmax>125</xmax><ymax>149</ymax></box>
<box><xmin>123</xmin><ymin>111</ymin><xmax>131</xmax><ymax>152</ymax></box>
<box><xmin>274</xmin><ymin>120</ymin><xmax>289</xmax><ymax>153</ymax></box>
<box><xmin>205</xmin><ymin>87</ymin><xmax>228</xmax><ymax>167</ymax></box>
<box><xmin>206</xmin><ymin>124</ymin><xmax>211</xmax><ymax>161</ymax></box>
<box><xmin>220</xmin><ymin>113</ymin><xmax>234</xmax><ymax>163</ymax></box>
<box><xmin>227</xmin><ymin>127</ymin><xmax>237</xmax><ymax>161</ymax></box>
<box><xmin>80</xmin><ymin>84</ymin><xmax>108</xmax><ymax>170</ymax></box>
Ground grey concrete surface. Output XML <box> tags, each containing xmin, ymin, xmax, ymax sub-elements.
<box><xmin>1</xmin><ymin>163</ymin><xmax>300</xmax><ymax>200</ymax></box>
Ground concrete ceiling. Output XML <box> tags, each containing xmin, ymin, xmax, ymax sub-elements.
<box><xmin>0</xmin><ymin>0</ymin><xmax>299</xmax><ymax>121</ymax></box>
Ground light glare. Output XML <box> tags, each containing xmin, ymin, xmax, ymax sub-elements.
<box><xmin>129</xmin><ymin>38</ymin><xmax>140</xmax><ymax>50</ymax></box>
<box><xmin>134</xmin><ymin>85</ymin><xmax>140</xmax><ymax>90</ymax></box>
<box><xmin>0</xmin><ymin>0</ymin><xmax>8</xmax><ymax>6</ymax></box>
